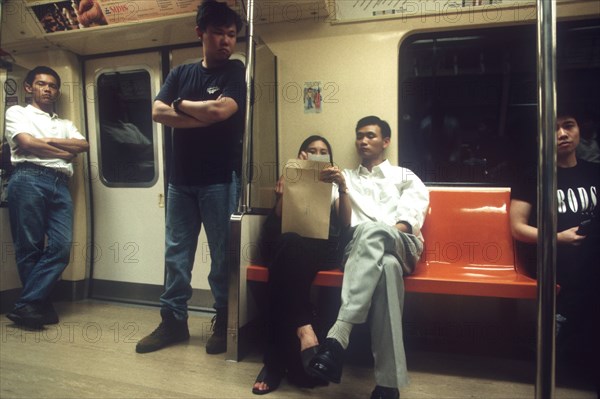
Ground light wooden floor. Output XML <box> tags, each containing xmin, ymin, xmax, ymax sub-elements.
<box><xmin>0</xmin><ymin>300</ymin><xmax>596</xmax><ymax>399</ymax></box>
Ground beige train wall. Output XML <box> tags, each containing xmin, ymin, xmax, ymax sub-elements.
<box><xmin>257</xmin><ymin>1</ymin><xmax>599</xmax><ymax>173</ymax></box>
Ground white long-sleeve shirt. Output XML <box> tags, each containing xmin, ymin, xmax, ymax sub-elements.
<box><xmin>334</xmin><ymin>160</ymin><xmax>429</xmax><ymax>241</ymax></box>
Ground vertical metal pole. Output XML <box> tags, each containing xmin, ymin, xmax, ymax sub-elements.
<box><xmin>239</xmin><ymin>0</ymin><xmax>255</xmax><ymax>213</ymax></box>
<box><xmin>535</xmin><ymin>1</ymin><xmax>557</xmax><ymax>398</ymax></box>
<box><xmin>0</xmin><ymin>1</ymin><xmax>4</xmax><ymax>46</ymax></box>
<box><xmin>0</xmin><ymin>0</ymin><xmax>6</xmax><ymax>51</ymax></box>
<box><xmin>0</xmin><ymin>0</ymin><xmax>5</xmax><ymax>60</ymax></box>
<box><xmin>227</xmin><ymin>0</ymin><xmax>255</xmax><ymax>361</ymax></box>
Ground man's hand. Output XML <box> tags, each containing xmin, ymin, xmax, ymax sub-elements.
<box><xmin>14</xmin><ymin>146</ymin><xmax>28</xmax><ymax>157</ymax></box>
<box><xmin>395</xmin><ymin>221</ymin><xmax>413</xmax><ymax>234</ymax></box>
<box><xmin>320</xmin><ymin>166</ymin><xmax>346</xmax><ymax>190</ymax></box>
<box><xmin>557</xmin><ymin>226</ymin><xmax>586</xmax><ymax>246</ymax></box>
<box><xmin>275</xmin><ymin>175</ymin><xmax>285</xmax><ymax>197</ymax></box>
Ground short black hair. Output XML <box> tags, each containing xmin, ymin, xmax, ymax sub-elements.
<box><xmin>298</xmin><ymin>135</ymin><xmax>333</xmax><ymax>164</ymax></box>
<box><xmin>356</xmin><ymin>115</ymin><xmax>391</xmax><ymax>139</ymax></box>
<box><xmin>556</xmin><ymin>101</ymin><xmax>581</xmax><ymax>123</ymax></box>
<box><xmin>25</xmin><ymin>66</ymin><xmax>61</xmax><ymax>89</ymax></box>
<box><xmin>196</xmin><ymin>0</ymin><xmax>243</xmax><ymax>32</ymax></box>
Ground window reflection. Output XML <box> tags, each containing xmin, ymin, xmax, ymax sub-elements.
<box><xmin>97</xmin><ymin>71</ymin><xmax>156</xmax><ymax>186</ymax></box>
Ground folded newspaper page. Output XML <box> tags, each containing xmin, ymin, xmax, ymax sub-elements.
<box><xmin>281</xmin><ymin>159</ymin><xmax>332</xmax><ymax>240</ymax></box>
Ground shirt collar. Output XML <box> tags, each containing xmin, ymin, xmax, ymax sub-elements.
<box><xmin>26</xmin><ymin>104</ymin><xmax>58</xmax><ymax>119</ymax></box>
<box><xmin>357</xmin><ymin>159</ymin><xmax>391</xmax><ymax>178</ymax></box>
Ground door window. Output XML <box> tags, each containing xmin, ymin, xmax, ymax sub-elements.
<box><xmin>96</xmin><ymin>70</ymin><xmax>157</xmax><ymax>186</ymax></box>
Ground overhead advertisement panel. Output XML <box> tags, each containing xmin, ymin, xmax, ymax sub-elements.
<box><xmin>24</xmin><ymin>0</ymin><xmax>238</xmax><ymax>34</ymax></box>
<box><xmin>328</xmin><ymin>0</ymin><xmax>524</xmax><ymax>23</ymax></box>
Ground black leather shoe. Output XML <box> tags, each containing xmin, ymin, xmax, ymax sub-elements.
<box><xmin>307</xmin><ymin>338</ymin><xmax>344</xmax><ymax>384</ymax></box>
<box><xmin>370</xmin><ymin>385</ymin><xmax>400</xmax><ymax>399</ymax></box>
<box><xmin>6</xmin><ymin>303</ymin><xmax>45</xmax><ymax>329</ymax></box>
<box><xmin>41</xmin><ymin>301</ymin><xmax>59</xmax><ymax>325</ymax></box>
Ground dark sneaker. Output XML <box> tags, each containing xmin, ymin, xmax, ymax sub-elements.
<box><xmin>136</xmin><ymin>309</ymin><xmax>190</xmax><ymax>354</ymax></box>
<box><xmin>6</xmin><ymin>303</ymin><xmax>45</xmax><ymax>329</ymax></box>
<box><xmin>41</xmin><ymin>301</ymin><xmax>59</xmax><ymax>325</ymax></box>
<box><xmin>206</xmin><ymin>307</ymin><xmax>227</xmax><ymax>354</ymax></box>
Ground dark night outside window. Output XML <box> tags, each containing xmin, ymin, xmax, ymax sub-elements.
<box><xmin>398</xmin><ymin>19</ymin><xmax>600</xmax><ymax>185</ymax></box>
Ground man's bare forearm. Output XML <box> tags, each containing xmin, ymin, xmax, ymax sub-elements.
<box><xmin>15</xmin><ymin>134</ymin><xmax>76</xmax><ymax>160</ymax></box>
<box><xmin>44</xmin><ymin>138</ymin><xmax>89</xmax><ymax>154</ymax></box>
<box><xmin>153</xmin><ymin>100</ymin><xmax>209</xmax><ymax>128</ymax></box>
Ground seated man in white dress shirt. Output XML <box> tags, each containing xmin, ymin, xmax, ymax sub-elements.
<box><xmin>307</xmin><ymin>116</ymin><xmax>429</xmax><ymax>399</ymax></box>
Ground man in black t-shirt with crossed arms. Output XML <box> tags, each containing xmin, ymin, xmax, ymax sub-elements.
<box><xmin>136</xmin><ymin>0</ymin><xmax>245</xmax><ymax>356</ymax></box>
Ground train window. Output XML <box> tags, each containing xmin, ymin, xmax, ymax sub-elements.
<box><xmin>96</xmin><ymin>70</ymin><xmax>157</xmax><ymax>186</ymax></box>
<box><xmin>399</xmin><ymin>19</ymin><xmax>600</xmax><ymax>185</ymax></box>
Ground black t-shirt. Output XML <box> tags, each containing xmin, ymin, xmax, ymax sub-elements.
<box><xmin>155</xmin><ymin>60</ymin><xmax>246</xmax><ymax>186</ymax></box>
<box><xmin>511</xmin><ymin>159</ymin><xmax>599</xmax><ymax>232</ymax></box>
<box><xmin>511</xmin><ymin>159</ymin><xmax>600</xmax><ymax>283</ymax></box>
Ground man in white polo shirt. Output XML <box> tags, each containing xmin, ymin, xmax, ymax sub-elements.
<box><xmin>5</xmin><ymin>66</ymin><xmax>89</xmax><ymax>329</ymax></box>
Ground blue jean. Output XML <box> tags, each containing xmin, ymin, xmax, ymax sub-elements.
<box><xmin>7</xmin><ymin>164</ymin><xmax>73</xmax><ymax>308</ymax></box>
<box><xmin>160</xmin><ymin>172</ymin><xmax>239</xmax><ymax>319</ymax></box>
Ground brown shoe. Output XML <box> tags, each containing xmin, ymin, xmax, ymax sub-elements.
<box><xmin>136</xmin><ymin>309</ymin><xmax>189</xmax><ymax>354</ymax></box>
<box><xmin>206</xmin><ymin>307</ymin><xmax>227</xmax><ymax>354</ymax></box>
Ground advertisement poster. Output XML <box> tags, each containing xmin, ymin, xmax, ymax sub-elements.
<box><xmin>27</xmin><ymin>0</ymin><xmax>236</xmax><ymax>34</ymax></box>
<box><xmin>331</xmin><ymin>0</ymin><xmax>509</xmax><ymax>22</ymax></box>
<box><xmin>304</xmin><ymin>81</ymin><xmax>322</xmax><ymax>114</ymax></box>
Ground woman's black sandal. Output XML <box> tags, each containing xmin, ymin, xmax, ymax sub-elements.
<box><xmin>252</xmin><ymin>366</ymin><xmax>284</xmax><ymax>395</ymax></box>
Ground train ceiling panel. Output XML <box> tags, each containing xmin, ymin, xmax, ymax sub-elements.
<box><xmin>0</xmin><ymin>0</ymin><xmax>331</xmax><ymax>56</ymax></box>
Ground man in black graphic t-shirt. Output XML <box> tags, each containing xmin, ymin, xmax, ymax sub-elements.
<box><xmin>136</xmin><ymin>0</ymin><xmax>245</xmax><ymax>356</ymax></box>
<box><xmin>510</xmin><ymin>111</ymin><xmax>599</xmax><ymax>388</ymax></box>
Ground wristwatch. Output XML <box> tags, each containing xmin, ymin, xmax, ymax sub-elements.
<box><xmin>339</xmin><ymin>186</ymin><xmax>349</xmax><ymax>195</ymax></box>
<box><xmin>172</xmin><ymin>97</ymin><xmax>183</xmax><ymax>113</ymax></box>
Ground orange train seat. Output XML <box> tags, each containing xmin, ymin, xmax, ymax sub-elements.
<box><xmin>246</xmin><ymin>187</ymin><xmax>539</xmax><ymax>299</ymax></box>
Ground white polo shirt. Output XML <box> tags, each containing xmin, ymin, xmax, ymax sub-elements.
<box><xmin>334</xmin><ymin>160</ymin><xmax>429</xmax><ymax>241</ymax></box>
<box><xmin>5</xmin><ymin>104</ymin><xmax>86</xmax><ymax>177</ymax></box>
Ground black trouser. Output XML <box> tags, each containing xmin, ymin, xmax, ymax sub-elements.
<box><xmin>556</xmin><ymin>233</ymin><xmax>600</xmax><ymax>390</ymax></box>
<box><xmin>556</xmin><ymin>235</ymin><xmax>600</xmax><ymax>322</ymax></box>
<box><xmin>263</xmin><ymin>232</ymin><xmax>339</xmax><ymax>373</ymax></box>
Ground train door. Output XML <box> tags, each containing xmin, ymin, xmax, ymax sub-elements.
<box><xmin>85</xmin><ymin>52</ymin><xmax>166</xmax><ymax>304</ymax></box>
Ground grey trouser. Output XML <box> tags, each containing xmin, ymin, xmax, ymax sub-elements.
<box><xmin>338</xmin><ymin>221</ymin><xmax>423</xmax><ymax>388</ymax></box>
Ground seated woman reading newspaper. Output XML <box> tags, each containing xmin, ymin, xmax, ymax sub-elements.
<box><xmin>252</xmin><ymin>135</ymin><xmax>351</xmax><ymax>395</ymax></box>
